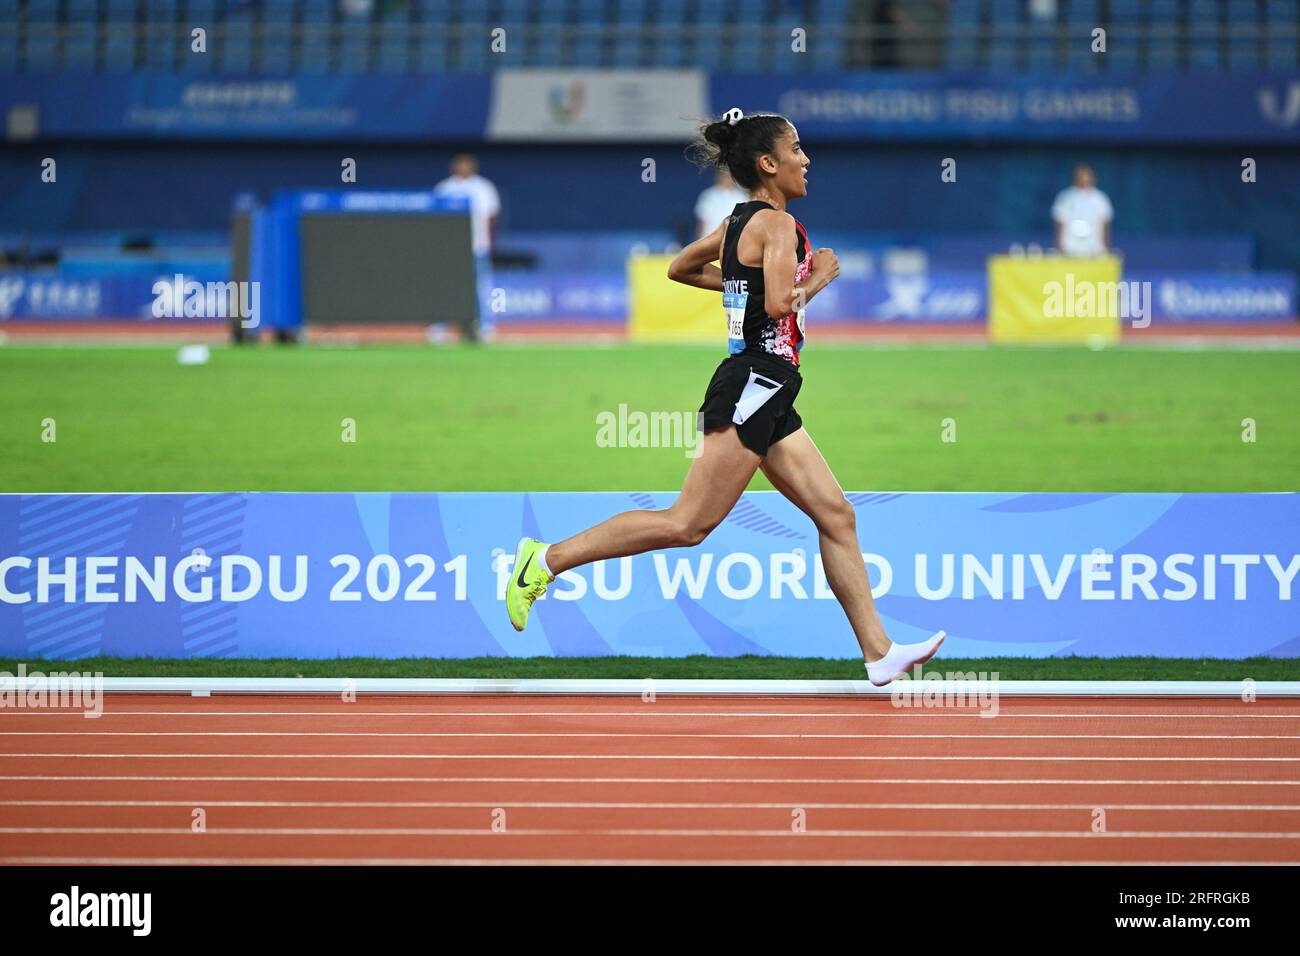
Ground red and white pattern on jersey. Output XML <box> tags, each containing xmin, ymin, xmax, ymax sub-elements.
<box><xmin>758</xmin><ymin>219</ymin><xmax>811</xmax><ymax>367</ymax></box>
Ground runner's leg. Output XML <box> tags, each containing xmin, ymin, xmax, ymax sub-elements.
<box><xmin>759</xmin><ymin>427</ymin><xmax>892</xmax><ymax>660</ymax></box>
<box><xmin>545</xmin><ymin>425</ymin><xmax>761</xmax><ymax>575</ymax></box>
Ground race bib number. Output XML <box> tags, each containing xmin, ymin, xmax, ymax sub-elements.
<box><xmin>723</xmin><ymin>291</ymin><xmax>748</xmax><ymax>354</ymax></box>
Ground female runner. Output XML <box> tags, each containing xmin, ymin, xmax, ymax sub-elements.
<box><xmin>506</xmin><ymin>108</ymin><xmax>944</xmax><ymax>686</ymax></box>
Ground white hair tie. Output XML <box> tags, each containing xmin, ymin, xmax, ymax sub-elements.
<box><xmin>723</xmin><ymin>107</ymin><xmax>744</xmax><ymax>126</ymax></box>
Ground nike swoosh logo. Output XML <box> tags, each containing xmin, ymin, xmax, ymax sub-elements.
<box><xmin>516</xmin><ymin>554</ymin><xmax>533</xmax><ymax>588</ymax></box>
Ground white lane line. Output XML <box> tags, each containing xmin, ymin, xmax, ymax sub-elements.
<box><xmin>3</xmin><ymin>826</ymin><xmax>1299</xmax><ymax>839</ymax></box>
<box><xmin>4</xmin><ymin>731</ymin><xmax>1295</xmax><ymax>740</ymax></box>
<box><xmin>3</xmin><ymin>799</ymin><xmax>1297</xmax><ymax>811</ymax></box>
<box><xmin>7</xmin><ymin>711</ymin><xmax>1300</xmax><ymax>719</ymax></box>
<box><xmin>1</xmin><ymin>857</ymin><xmax>1287</xmax><ymax>866</ymax></box>
<box><xmin>5</xmin><ymin>753</ymin><xmax>1299</xmax><ymax>762</ymax></box>
<box><xmin>5</xmin><ymin>774</ymin><xmax>1298</xmax><ymax>786</ymax></box>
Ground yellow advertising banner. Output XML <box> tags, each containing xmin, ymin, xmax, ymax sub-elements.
<box><xmin>627</xmin><ymin>254</ymin><xmax>719</xmax><ymax>343</ymax></box>
<box><xmin>987</xmin><ymin>255</ymin><xmax>1124</xmax><ymax>344</ymax></box>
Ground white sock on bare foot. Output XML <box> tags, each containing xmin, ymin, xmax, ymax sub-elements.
<box><xmin>865</xmin><ymin>631</ymin><xmax>946</xmax><ymax>687</ymax></box>
<box><xmin>536</xmin><ymin>544</ymin><xmax>553</xmax><ymax>577</ymax></box>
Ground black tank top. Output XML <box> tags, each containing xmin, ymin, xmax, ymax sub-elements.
<box><xmin>721</xmin><ymin>199</ymin><xmax>810</xmax><ymax>368</ymax></box>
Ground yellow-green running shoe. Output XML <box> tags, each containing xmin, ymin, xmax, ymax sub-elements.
<box><xmin>506</xmin><ymin>537</ymin><xmax>554</xmax><ymax>632</ymax></box>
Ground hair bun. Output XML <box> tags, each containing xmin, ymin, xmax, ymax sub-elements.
<box><xmin>702</xmin><ymin>116</ymin><xmax>738</xmax><ymax>158</ymax></box>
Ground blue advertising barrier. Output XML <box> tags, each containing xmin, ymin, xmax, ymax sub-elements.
<box><xmin>3</xmin><ymin>72</ymin><xmax>1297</xmax><ymax>143</ymax></box>
<box><xmin>710</xmin><ymin>72</ymin><xmax>1300</xmax><ymax>143</ymax></box>
<box><xmin>7</xmin><ymin>268</ymin><xmax>1293</xmax><ymax>325</ymax></box>
<box><xmin>0</xmin><ymin>74</ymin><xmax>492</xmax><ymax>140</ymax></box>
<box><xmin>0</xmin><ymin>269</ymin><xmax>230</xmax><ymax>321</ymax></box>
<box><xmin>1</xmin><ymin>493</ymin><xmax>1295</xmax><ymax>660</ymax></box>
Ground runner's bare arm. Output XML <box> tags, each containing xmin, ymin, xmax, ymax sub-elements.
<box><xmin>753</xmin><ymin>210</ymin><xmax>837</xmax><ymax>318</ymax></box>
<box><xmin>666</xmin><ymin>218</ymin><xmax>726</xmax><ymax>292</ymax></box>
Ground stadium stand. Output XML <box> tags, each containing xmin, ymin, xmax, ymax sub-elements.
<box><xmin>1</xmin><ymin>0</ymin><xmax>1295</xmax><ymax>73</ymax></box>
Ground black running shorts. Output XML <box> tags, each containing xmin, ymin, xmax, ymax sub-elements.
<box><xmin>698</xmin><ymin>353</ymin><xmax>803</xmax><ymax>456</ymax></box>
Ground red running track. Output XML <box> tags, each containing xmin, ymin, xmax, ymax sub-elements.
<box><xmin>1</xmin><ymin>693</ymin><xmax>1298</xmax><ymax>865</ymax></box>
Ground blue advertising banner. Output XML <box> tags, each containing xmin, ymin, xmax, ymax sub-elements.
<box><xmin>710</xmin><ymin>72</ymin><xmax>1300</xmax><ymax>143</ymax></box>
<box><xmin>0</xmin><ymin>270</ymin><xmax>228</xmax><ymax>321</ymax></box>
<box><xmin>1</xmin><ymin>493</ymin><xmax>1295</xmax><ymax>661</ymax></box>
<box><xmin>1142</xmin><ymin>272</ymin><xmax>1298</xmax><ymax>322</ymax></box>
<box><xmin>0</xmin><ymin>74</ymin><xmax>492</xmax><ymax>140</ymax></box>
<box><xmin>812</xmin><ymin>272</ymin><xmax>987</xmax><ymax>322</ymax></box>
<box><xmin>4</xmin><ymin>72</ymin><xmax>1298</xmax><ymax>142</ymax></box>
<box><xmin>10</xmin><ymin>268</ymin><xmax>1290</xmax><ymax>324</ymax></box>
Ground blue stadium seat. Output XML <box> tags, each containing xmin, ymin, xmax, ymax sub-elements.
<box><xmin>814</xmin><ymin>0</ymin><xmax>849</xmax><ymax>68</ymax></box>
<box><xmin>534</xmin><ymin>22</ymin><xmax>563</xmax><ymax>68</ymax></box>
<box><xmin>0</xmin><ymin>0</ymin><xmax>19</xmax><ymax>70</ymax></box>
<box><xmin>415</xmin><ymin>31</ymin><xmax>450</xmax><ymax>73</ymax></box>
<box><xmin>1024</xmin><ymin>1</ymin><xmax>1059</xmax><ymax>72</ymax></box>
<box><xmin>64</xmin><ymin>0</ymin><xmax>100</xmax><ymax>70</ymax></box>
<box><xmin>611</xmin><ymin>37</ymin><xmax>642</xmax><ymax>67</ymax></box>
<box><xmin>946</xmin><ymin>0</ymin><xmax>981</xmax><ymax>69</ymax></box>
<box><xmin>103</xmin><ymin>0</ymin><xmax>138</xmax><ymax>71</ymax></box>
<box><xmin>571</xmin><ymin>0</ymin><xmax>604</xmax><ymax>65</ymax></box>
<box><xmin>653</xmin><ymin>0</ymin><xmax>687</xmax><ymax>67</ymax></box>
<box><xmin>416</xmin><ymin>0</ymin><xmax>452</xmax><ymax>71</ymax></box>
<box><xmin>500</xmin><ymin>0</ymin><xmax>530</xmax><ymax>22</ymax></box>
<box><xmin>376</xmin><ymin>3</ymin><xmax>413</xmax><ymax>73</ymax></box>
<box><xmin>1110</xmin><ymin>0</ymin><xmax>1145</xmax><ymax>17</ymax></box>
<box><xmin>1107</xmin><ymin>0</ymin><xmax>1143</xmax><ymax>71</ymax></box>
<box><xmin>612</xmin><ymin>0</ymin><xmax>643</xmax><ymax>67</ymax></box>
<box><xmin>1065</xmin><ymin>0</ymin><xmax>1102</xmax><ymax>71</ymax></box>
<box><xmin>497</xmin><ymin>0</ymin><xmax>532</xmax><ymax>64</ymax></box>
<box><xmin>1067</xmin><ymin>0</ymin><xmax>1103</xmax><ymax>23</ymax></box>
<box><xmin>24</xmin><ymin>0</ymin><xmax>61</xmax><ymax>71</ymax></box>
<box><xmin>298</xmin><ymin>0</ymin><xmax>334</xmax><ymax>72</ymax></box>
<box><xmin>338</xmin><ymin>36</ymin><xmax>371</xmax><ymax>74</ymax></box>
<box><xmin>533</xmin><ymin>0</ymin><xmax>566</xmax><ymax>22</ymax></box>
<box><xmin>759</xmin><ymin>13</ymin><xmax>785</xmax><ymax>73</ymax></box>
<box><xmin>142</xmin><ymin>0</ymin><xmax>178</xmax><ymax>71</ymax></box>
<box><xmin>260</xmin><ymin>0</ymin><xmax>297</xmax><ymax>73</ymax></box>
<box><xmin>987</xmin><ymin>0</ymin><xmax>1022</xmax><ymax>72</ymax></box>
<box><xmin>221</xmin><ymin>7</ymin><xmax>256</xmax><ymax>73</ymax></box>
<box><xmin>731</xmin><ymin>0</ymin><xmax>763</xmax><ymax>72</ymax></box>
<box><xmin>1146</xmin><ymin>0</ymin><xmax>1183</xmax><ymax>67</ymax></box>
<box><xmin>1225</xmin><ymin>1</ymin><xmax>1261</xmax><ymax>70</ymax></box>
<box><xmin>1187</xmin><ymin>0</ymin><xmax>1222</xmax><ymax>69</ymax></box>
<box><xmin>185</xmin><ymin>0</ymin><xmax>216</xmax><ymax>22</ymax></box>
<box><xmin>696</xmin><ymin>0</ymin><xmax>726</xmax><ymax>19</ymax></box>
<box><xmin>455</xmin><ymin>0</ymin><xmax>488</xmax><ymax>69</ymax></box>
<box><xmin>1265</xmin><ymin>0</ymin><xmax>1298</xmax><ymax>66</ymax></box>
<box><xmin>696</xmin><ymin>0</ymin><xmax>728</xmax><ymax>64</ymax></box>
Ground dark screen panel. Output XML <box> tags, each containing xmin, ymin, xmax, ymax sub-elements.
<box><xmin>299</xmin><ymin>213</ymin><xmax>477</xmax><ymax>326</ymax></box>
<box><xmin>230</xmin><ymin>211</ymin><xmax>251</xmax><ymax>286</ymax></box>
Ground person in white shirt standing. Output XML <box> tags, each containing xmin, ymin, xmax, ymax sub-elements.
<box><xmin>1052</xmin><ymin>163</ymin><xmax>1113</xmax><ymax>257</ymax></box>
<box><xmin>694</xmin><ymin>169</ymin><xmax>749</xmax><ymax>238</ymax></box>
<box><xmin>434</xmin><ymin>152</ymin><xmax>501</xmax><ymax>341</ymax></box>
